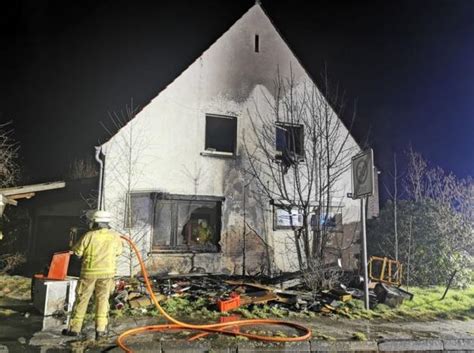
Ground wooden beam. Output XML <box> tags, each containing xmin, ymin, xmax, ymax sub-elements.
<box><xmin>0</xmin><ymin>181</ymin><xmax>65</xmax><ymax>196</ymax></box>
<box><xmin>8</xmin><ymin>192</ymin><xmax>36</xmax><ymax>200</ymax></box>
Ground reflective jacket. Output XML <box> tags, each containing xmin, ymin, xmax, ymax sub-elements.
<box><xmin>72</xmin><ymin>228</ymin><xmax>123</xmax><ymax>278</ymax></box>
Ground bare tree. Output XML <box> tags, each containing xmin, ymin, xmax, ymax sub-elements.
<box><xmin>0</xmin><ymin>122</ymin><xmax>24</xmax><ymax>273</ymax></box>
<box><xmin>67</xmin><ymin>156</ymin><xmax>99</xmax><ymax>180</ymax></box>
<box><xmin>101</xmin><ymin>101</ymin><xmax>151</xmax><ymax>277</ymax></box>
<box><xmin>0</xmin><ymin>122</ymin><xmax>19</xmax><ymax>188</ymax></box>
<box><xmin>401</xmin><ymin>149</ymin><xmax>472</xmax><ymax>285</ymax></box>
<box><xmin>383</xmin><ymin>153</ymin><xmax>404</xmax><ymax>261</ymax></box>
<box><xmin>404</xmin><ymin>145</ymin><xmax>427</xmax><ymax>202</ymax></box>
<box><xmin>243</xmin><ymin>69</ymin><xmax>358</xmax><ymax>273</ymax></box>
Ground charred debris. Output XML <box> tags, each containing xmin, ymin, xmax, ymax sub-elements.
<box><xmin>112</xmin><ymin>269</ymin><xmax>414</xmax><ymax>317</ymax></box>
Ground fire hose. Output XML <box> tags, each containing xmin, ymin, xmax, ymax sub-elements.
<box><xmin>117</xmin><ymin>235</ymin><xmax>312</xmax><ymax>352</ymax></box>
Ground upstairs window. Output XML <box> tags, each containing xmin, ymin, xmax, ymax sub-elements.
<box><xmin>276</xmin><ymin>122</ymin><xmax>304</xmax><ymax>159</ymax></box>
<box><xmin>205</xmin><ymin>114</ymin><xmax>237</xmax><ymax>154</ymax></box>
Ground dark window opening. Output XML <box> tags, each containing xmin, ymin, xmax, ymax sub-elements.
<box><xmin>125</xmin><ymin>193</ymin><xmax>149</xmax><ymax>229</ymax></box>
<box><xmin>276</xmin><ymin>123</ymin><xmax>304</xmax><ymax>157</ymax></box>
<box><xmin>152</xmin><ymin>195</ymin><xmax>222</xmax><ymax>252</ymax></box>
<box><xmin>205</xmin><ymin>114</ymin><xmax>237</xmax><ymax>154</ymax></box>
<box><xmin>254</xmin><ymin>34</ymin><xmax>260</xmax><ymax>53</ymax></box>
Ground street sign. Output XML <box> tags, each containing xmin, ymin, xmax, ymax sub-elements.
<box><xmin>351</xmin><ymin>149</ymin><xmax>374</xmax><ymax>199</ymax></box>
<box><xmin>350</xmin><ymin>148</ymin><xmax>375</xmax><ymax>310</ymax></box>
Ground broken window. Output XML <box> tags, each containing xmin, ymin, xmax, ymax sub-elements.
<box><xmin>153</xmin><ymin>200</ymin><xmax>173</xmax><ymax>247</ymax></box>
<box><xmin>125</xmin><ymin>193</ymin><xmax>151</xmax><ymax>229</ymax></box>
<box><xmin>275</xmin><ymin>122</ymin><xmax>304</xmax><ymax>158</ymax></box>
<box><xmin>152</xmin><ymin>194</ymin><xmax>222</xmax><ymax>252</ymax></box>
<box><xmin>205</xmin><ymin>114</ymin><xmax>237</xmax><ymax>154</ymax></box>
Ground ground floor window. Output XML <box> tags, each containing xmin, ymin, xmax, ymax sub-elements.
<box><xmin>152</xmin><ymin>194</ymin><xmax>222</xmax><ymax>252</ymax></box>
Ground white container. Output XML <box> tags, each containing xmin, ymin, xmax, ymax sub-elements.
<box><xmin>33</xmin><ymin>277</ymin><xmax>78</xmax><ymax>316</ymax></box>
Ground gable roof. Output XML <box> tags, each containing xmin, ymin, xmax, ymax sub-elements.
<box><xmin>102</xmin><ymin>3</ymin><xmax>359</xmax><ymax>149</ymax></box>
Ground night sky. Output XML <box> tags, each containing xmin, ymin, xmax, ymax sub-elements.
<box><xmin>1</xmin><ymin>1</ymin><xmax>473</xmax><ymax>197</ymax></box>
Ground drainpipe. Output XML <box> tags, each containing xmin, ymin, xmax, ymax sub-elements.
<box><xmin>95</xmin><ymin>146</ymin><xmax>104</xmax><ymax>211</ymax></box>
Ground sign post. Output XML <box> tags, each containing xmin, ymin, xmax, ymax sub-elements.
<box><xmin>351</xmin><ymin>149</ymin><xmax>375</xmax><ymax>310</ymax></box>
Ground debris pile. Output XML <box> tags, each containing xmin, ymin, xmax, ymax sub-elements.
<box><xmin>110</xmin><ymin>270</ymin><xmax>413</xmax><ymax>318</ymax></box>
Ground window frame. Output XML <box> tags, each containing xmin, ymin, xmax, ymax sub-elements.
<box><xmin>151</xmin><ymin>193</ymin><xmax>224</xmax><ymax>253</ymax></box>
<box><xmin>203</xmin><ymin>114</ymin><xmax>238</xmax><ymax>156</ymax></box>
<box><xmin>275</xmin><ymin>122</ymin><xmax>305</xmax><ymax>162</ymax></box>
<box><xmin>273</xmin><ymin>204</ymin><xmax>304</xmax><ymax>230</ymax></box>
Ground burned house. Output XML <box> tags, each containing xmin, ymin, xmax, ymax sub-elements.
<box><xmin>101</xmin><ymin>3</ymin><xmax>379</xmax><ymax>276</ymax></box>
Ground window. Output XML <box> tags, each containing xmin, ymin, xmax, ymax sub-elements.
<box><xmin>125</xmin><ymin>193</ymin><xmax>151</xmax><ymax>229</ymax></box>
<box><xmin>254</xmin><ymin>34</ymin><xmax>260</xmax><ymax>53</ymax></box>
<box><xmin>273</xmin><ymin>206</ymin><xmax>304</xmax><ymax>230</ymax></box>
<box><xmin>152</xmin><ymin>194</ymin><xmax>222</xmax><ymax>252</ymax></box>
<box><xmin>310</xmin><ymin>208</ymin><xmax>343</xmax><ymax>232</ymax></box>
<box><xmin>276</xmin><ymin>122</ymin><xmax>304</xmax><ymax>158</ymax></box>
<box><xmin>205</xmin><ymin>114</ymin><xmax>237</xmax><ymax>154</ymax></box>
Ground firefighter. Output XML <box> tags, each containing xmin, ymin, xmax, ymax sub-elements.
<box><xmin>62</xmin><ymin>210</ymin><xmax>123</xmax><ymax>340</ymax></box>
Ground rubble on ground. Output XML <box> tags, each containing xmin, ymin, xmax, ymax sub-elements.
<box><xmin>110</xmin><ymin>271</ymin><xmax>414</xmax><ymax>318</ymax></box>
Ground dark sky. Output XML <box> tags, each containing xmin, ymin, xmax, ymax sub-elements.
<box><xmin>1</xmin><ymin>1</ymin><xmax>473</xmax><ymax>193</ymax></box>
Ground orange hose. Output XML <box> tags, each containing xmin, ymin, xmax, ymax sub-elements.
<box><xmin>117</xmin><ymin>236</ymin><xmax>312</xmax><ymax>352</ymax></box>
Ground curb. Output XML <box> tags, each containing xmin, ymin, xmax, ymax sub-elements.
<box><xmin>155</xmin><ymin>339</ymin><xmax>474</xmax><ymax>352</ymax></box>
<box><xmin>238</xmin><ymin>341</ymin><xmax>310</xmax><ymax>352</ymax></box>
<box><xmin>25</xmin><ymin>337</ymin><xmax>474</xmax><ymax>352</ymax></box>
<box><xmin>443</xmin><ymin>339</ymin><xmax>474</xmax><ymax>351</ymax></box>
<box><xmin>378</xmin><ymin>339</ymin><xmax>444</xmax><ymax>352</ymax></box>
<box><xmin>310</xmin><ymin>340</ymin><xmax>377</xmax><ymax>352</ymax></box>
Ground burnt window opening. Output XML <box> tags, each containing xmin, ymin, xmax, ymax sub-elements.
<box><xmin>125</xmin><ymin>192</ymin><xmax>151</xmax><ymax>229</ymax></box>
<box><xmin>152</xmin><ymin>195</ymin><xmax>222</xmax><ymax>252</ymax></box>
<box><xmin>275</xmin><ymin>122</ymin><xmax>304</xmax><ymax>160</ymax></box>
<box><xmin>254</xmin><ymin>34</ymin><xmax>260</xmax><ymax>53</ymax></box>
<box><xmin>205</xmin><ymin>114</ymin><xmax>237</xmax><ymax>154</ymax></box>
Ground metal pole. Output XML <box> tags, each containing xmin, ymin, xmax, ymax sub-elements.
<box><xmin>361</xmin><ymin>197</ymin><xmax>370</xmax><ymax>310</ymax></box>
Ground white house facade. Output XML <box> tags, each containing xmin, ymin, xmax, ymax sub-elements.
<box><xmin>101</xmin><ymin>4</ymin><xmax>378</xmax><ymax>276</ymax></box>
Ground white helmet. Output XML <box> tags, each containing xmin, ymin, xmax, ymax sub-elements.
<box><xmin>91</xmin><ymin>210</ymin><xmax>113</xmax><ymax>223</ymax></box>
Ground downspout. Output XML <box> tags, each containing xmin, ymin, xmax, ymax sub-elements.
<box><xmin>95</xmin><ymin>146</ymin><xmax>105</xmax><ymax>211</ymax></box>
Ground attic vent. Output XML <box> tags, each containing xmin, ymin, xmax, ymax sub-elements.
<box><xmin>254</xmin><ymin>34</ymin><xmax>259</xmax><ymax>53</ymax></box>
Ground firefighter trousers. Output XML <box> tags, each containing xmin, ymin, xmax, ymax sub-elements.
<box><xmin>69</xmin><ymin>277</ymin><xmax>115</xmax><ymax>333</ymax></box>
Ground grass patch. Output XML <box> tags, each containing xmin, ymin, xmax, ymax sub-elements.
<box><xmin>398</xmin><ymin>286</ymin><xmax>474</xmax><ymax>320</ymax></box>
<box><xmin>338</xmin><ymin>285</ymin><xmax>474</xmax><ymax>321</ymax></box>
<box><xmin>313</xmin><ymin>332</ymin><xmax>336</xmax><ymax>341</ymax></box>
<box><xmin>111</xmin><ymin>295</ymin><xmax>221</xmax><ymax>321</ymax></box>
<box><xmin>351</xmin><ymin>332</ymin><xmax>368</xmax><ymax>341</ymax></box>
<box><xmin>0</xmin><ymin>275</ymin><xmax>31</xmax><ymax>300</ymax></box>
<box><xmin>234</xmin><ymin>304</ymin><xmax>287</xmax><ymax>319</ymax></box>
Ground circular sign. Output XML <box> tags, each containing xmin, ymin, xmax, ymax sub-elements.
<box><xmin>351</xmin><ymin>149</ymin><xmax>374</xmax><ymax>199</ymax></box>
<box><xmin>355</xmin><ymin>159</ymin><xmax>369</xmax><ymax>184</ymax></box>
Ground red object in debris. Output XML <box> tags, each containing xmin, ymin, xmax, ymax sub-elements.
<box><xmin>34</xmin><ymin>251</ymin><xmax>71</xmax><ymax>280</ymax></box>
<box><xmin>217</xmin><ymin>293</ymin><xmax>241</xmax><ymax>312</ymax></box>
<box><xmin>116</xmin><ymin>279</ymin><xmax>126</xmax><ymax>291</ymax></box>
<box><xmin>219</xmin><ymin>315</ymin><xmax>241</xmax><ymax>333</ymax></box>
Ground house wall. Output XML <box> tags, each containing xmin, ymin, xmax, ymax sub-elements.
<box><xmin>102</xmin><ymin>5</ymin><xmax>370</xmax><ymax>276</ymax></box>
